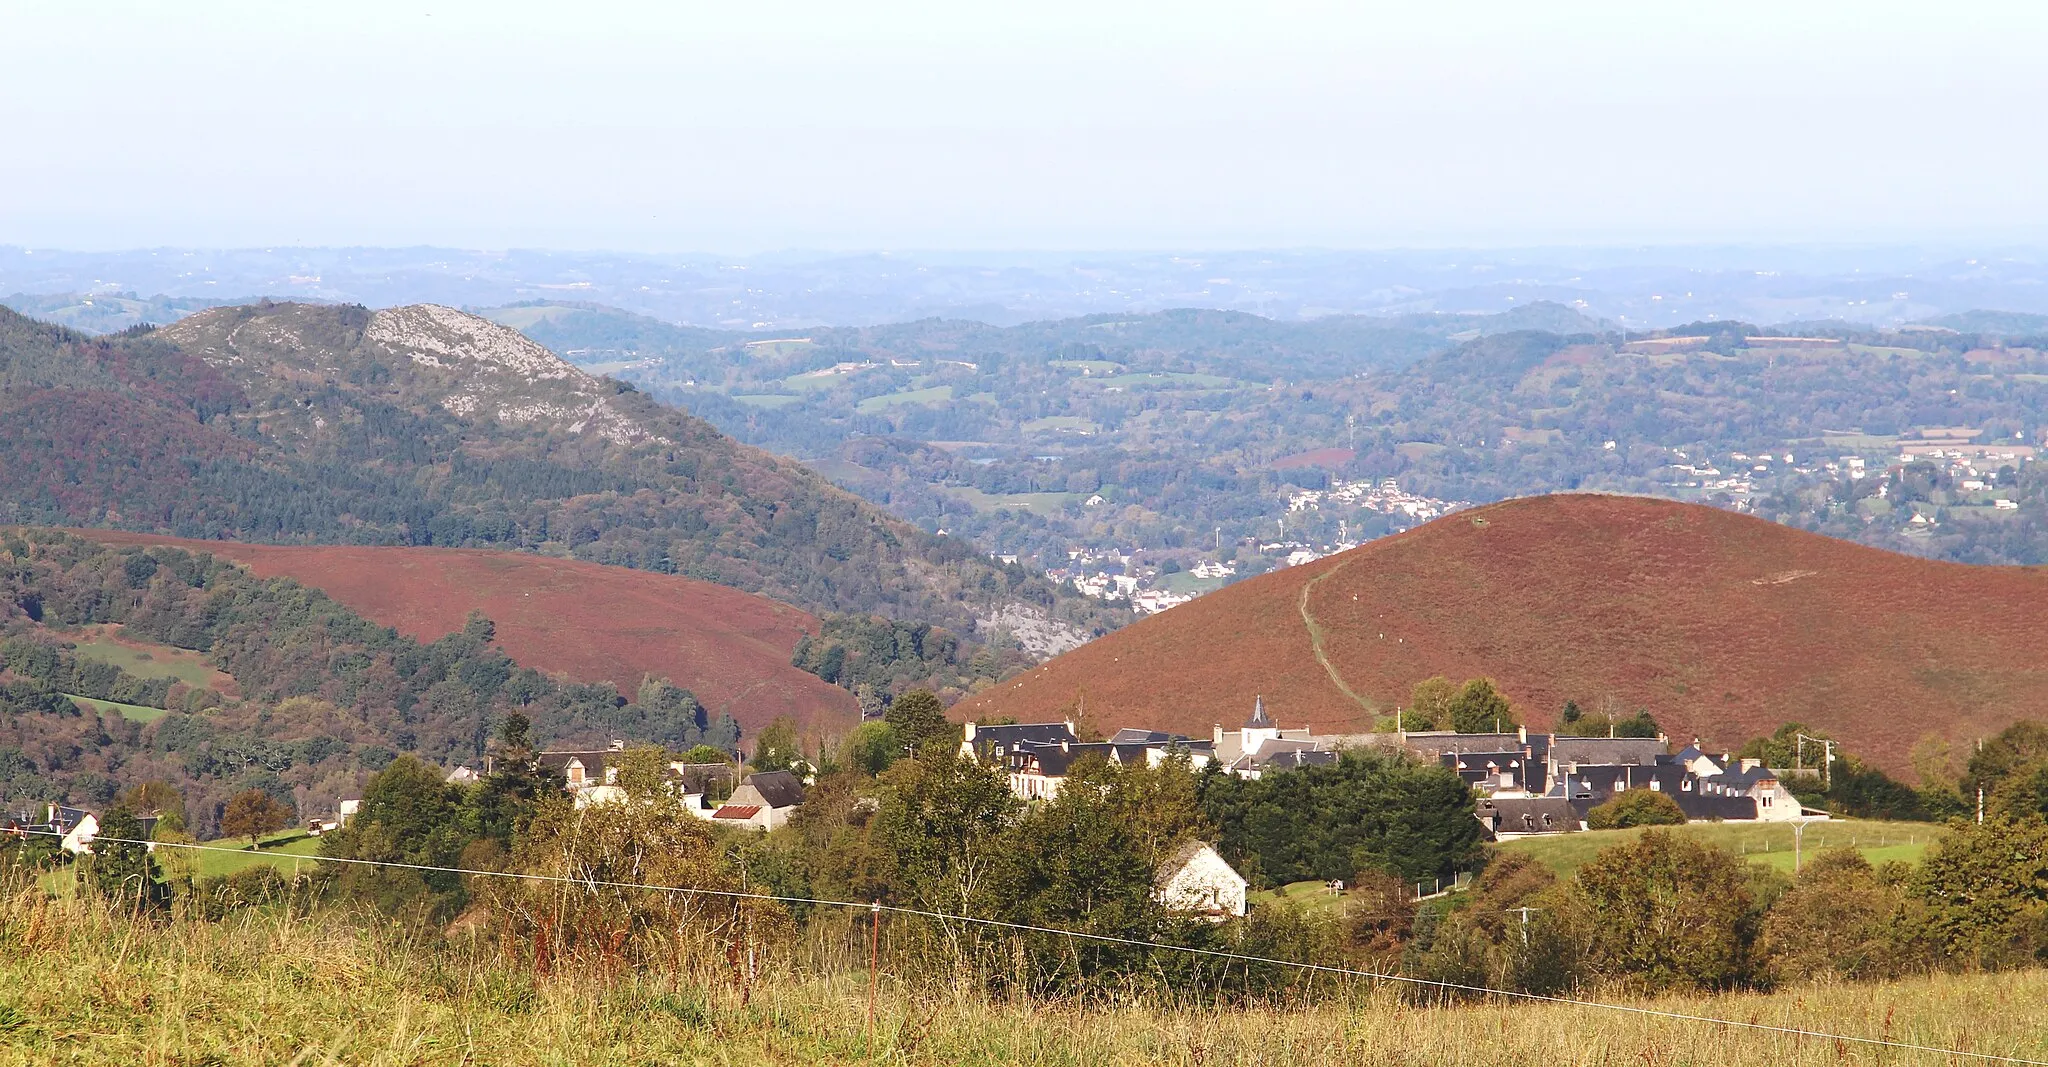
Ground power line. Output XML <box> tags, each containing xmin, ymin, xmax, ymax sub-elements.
<box><xmin>23</xmin><ymin>828</ymin><xmax>2048</xmax><ymax>1066</ymax></box>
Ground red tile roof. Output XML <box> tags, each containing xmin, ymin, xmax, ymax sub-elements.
<box><xmin>712</xmin><ymin>805</ymin><xmax>761</xmax><ymax>820</ymax></box>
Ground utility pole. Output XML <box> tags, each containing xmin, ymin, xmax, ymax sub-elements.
<box><xmin>1792</xmin><ymin>816</ymin><xmax>1814</xmax><ymax>875</ymax></box>
<box><xmin>1795</xmin><ymin>733</ymin><xmax>1838</xmax><ymax>789</ymax></box>
<box><xmin>1508</xmin><ymin>906</ymin><xmax>1541</xmax><ymax>946</ymax></box>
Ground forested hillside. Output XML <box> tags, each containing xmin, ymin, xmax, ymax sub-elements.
<box><xmin>0</xmin><ymin>303</ymin><xmax>1111</xmax><ymax>645</ymax></box>
<box><xmin>0</xmin><ymin>530</ymin><xmax>743</xmax><ymax>835</ymax></box>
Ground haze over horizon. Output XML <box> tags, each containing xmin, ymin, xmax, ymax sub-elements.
<box><xmin>5</xmin><ymin>1</ymin><xmax>2045</xmax><ymax>252</ymax></box>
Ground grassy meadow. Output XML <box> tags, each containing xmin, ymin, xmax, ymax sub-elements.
<box><xmin>1499</xmin><ymin>819</ymin><xmax>1937</xmax><ymax>877</ymax></box>
<box><xmin>1</xmin><ymin>889</ymin><xmax>2045</xmax><ymax>1066</ymax></box>
<box><xmin>62</xmin><ymin>693</ymin><xmax>166</xmax><ymax>723</ymax></box>
<box><xmin>67</xmin><ymin>630</ymin><xmax>227</xmax><ymax>690</ymax></box>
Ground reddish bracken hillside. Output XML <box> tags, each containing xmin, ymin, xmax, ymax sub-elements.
<box><xmin>77</xmin><ymin>533</ymin><xmax>857</xmax><ymax>738</ymax></box>
<box><xmin>957</xmin><ymin>494</ymin><xmax>2048</xmax><ymax>774</ymax></box>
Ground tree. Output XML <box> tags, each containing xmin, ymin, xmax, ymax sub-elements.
<box><xmin>118</xmin><ymin>780</ymin><xmax>186</xmax><ymax>834</ymax></box>
<box><xmin>874</xmin><ymin>751</ymin><xmax>1017</xmax><ymax>921</ymax></box>
<box><xmin>884</xmin><ymin>688</ymin><xmax>954</xmax><ymax>755</ymax></box>
<box><xmin>677</xmin><ymin>744</ymin><xmax>728</xmax><ymax>766</ymax></box>
<box><xmin>219</xmin><ymin>789</ymin><xmax>292</xmax><ymax>846</ymax></box>
<box><xmin>320</xmin><ymin>755</ymin><xmax>473</xmax><ymax>918</ymax></box>
<box><xmin>1758</xmin><ymin>848</ymin><xmax>1925</xmax><ymax>983</ymax></box>
<box><xmin>85</xmin><ymin>806</ymin><xmax>170</xmax><ymax>914</ymax></box>
<box><xmin>1611</xmin><ymin>710</ymin><xmax>1661</xmax><ymax>739</ymax></box>
<box><xmin>461</xmin><ymin>609</ymin><xmax>496</xmax><ymax>643</ymax></box>
<box><xmin>1570</xmin><ymin>830</ymin><xmax>1757</xmax><ymax>991</ymax></box>
<box><xmin>1585</xmin><ymin>790</ymin><xmax>1685</xmax><ymax>829</ymax></box>
<box><xmin>614</xmin><ymin>745</ymin><xmax>676</xmax><ymax>800</ymax></box>
<box><xmin>1201</xmin><ymin>750</ymin><xmax>1482</xmax><ymax>886</ymax></box>
<box><xmin>1560</xmin><ymin>700</ymin><xmax>1583</xmax><ymax>726</ymax></box>
<box><xmin>1403</xmin><ymin>676</ymin><xmax>1458</xmax><ymax>731</ymax></box>
<box><xmin>841</xmin><ymin>721</ymin><xmax>901</xmax><ymax>777</ymax></box>
<box><xmin>1447</xmin><ymin>679</ymin><xmax>1516</xmax><ymax>733</ymax></box>
<box><xmin>751</xmin><ymin>716</ymin><xmax>803</xmax><ymax>774</ymax></box>
<box><xmin>1911</xmin><ymin>816</ymin><xmax>2048</xmax><ymax>969</ymax></box>
<box><xmin>998</xmin><ymin>755</ymin><xmax>1162</xmax><ymax>991</ymax></box>
<box><xmin>1966</xmin><ymin>720</ymin><xmax>2048</xmax><ymax>802</ymax></box>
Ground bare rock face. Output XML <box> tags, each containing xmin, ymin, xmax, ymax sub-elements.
<box><xmin>978</xmin><ymin>603</ymin><xmax>1092</xmax><ymax>658</ymax></box>
<box><xmin>161</xmin><ymin>302</ymin><xmax>663</xmax><ymax>444</ymax></box>
<box><xmin>363</xmin><ymin>305</ymin><xmax>660</xmax><ymax>444</ymax></box>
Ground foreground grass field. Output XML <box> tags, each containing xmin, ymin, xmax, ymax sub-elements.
<box><xmin>1500</xmin><ymin>818</ymin><xmax>1938</xmax><ymax>877</ymax></box>
<box><xmin>1</xmin><ymin>894</ymin><xmax>2044</xmax><ymax>1066</ymax></box>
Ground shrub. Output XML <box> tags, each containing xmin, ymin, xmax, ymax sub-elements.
<box><xmin>1585</xmin><ymin>790</ymin><xmax>1685</xmax><ymax>829</ymax></box>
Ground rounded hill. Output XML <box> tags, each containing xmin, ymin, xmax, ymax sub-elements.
<box><xmin>957</xmin><ymin>494</ymin><xmax>2048</xmax><ymax>772</ymax></box>
<box><xmin>79</xmin><ymin>532</ymin><xmax>856</xmax><ymax>739</ymax></box>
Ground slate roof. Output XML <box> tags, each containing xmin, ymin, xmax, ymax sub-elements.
<box><xmin>1673</xmin><ymin>745</ymin><xmax>1723</xmax><ymax>770</ymax></box>
<box><xmin>1245</xmin><ymin>695</ymin><xmax>1274</xmax><ymax>729</ymax></box>
<box><xmin>965</xmin><ymin>721</ymin><xmax>1078</xmax><ymax>760</ymax></box>
<box><xmin>1111</xmin><ymin>728</ymin><xmax>1190</xmax><ymax>745</ymax></box>
<box><xmin>1260</xmin><ymin>749</ymin><xmax>1338</xmax><ymax>772</ymax></box>
<box><xmin>1476</xmin><ymin>796</ymin><xmax>1580</xmax><ymax>836</ymax></box>
<box><xmin>742</xmin><ymin>770</ymin><xmax>807</xmax><ymax>809</ymax></box>
<box><xmin>1550</xmin><ymin>737</ymin><xmax>1668</xmax><ymax>767</ymax></box>
<box><xmin>1673</xmin><ymin>794</ymin><xmax>1759</xmax><ymax>821</ymax></box>
<box><xmin>537</xmin><ymin>750</ymin><xmax>617</xmax><ymax>778</ymax></box>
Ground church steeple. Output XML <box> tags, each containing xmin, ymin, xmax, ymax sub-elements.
<box><xmin>1246</xmin><ymin>694</ymin><xmax>1273</xmax><ymax>729</ymax></box>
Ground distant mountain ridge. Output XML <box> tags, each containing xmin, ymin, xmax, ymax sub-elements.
<box><xmin>0</xmin><ymin>302</ymin><xmax>1105</xmax><ymax>642</ymax></box>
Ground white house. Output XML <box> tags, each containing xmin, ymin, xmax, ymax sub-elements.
<box><xmin>710</xmin><ymin>770</ymin><xmax>807</xmax><ymax>830</ymax></box>
<box><xmin>56</xmin><ymin>807</ymin><xmax>99</xmax><ymax>855</ymax></box>
<box><xmin>1154</xmin><ymin>840</ymin><xmax>1248</xmax><ymax>919</ymax></box>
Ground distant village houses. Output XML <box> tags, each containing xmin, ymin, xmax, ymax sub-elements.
<box><xmin>960</xmin><ymin>698</ymin><xmax>1823</xmax><ymax>837</ymax></box>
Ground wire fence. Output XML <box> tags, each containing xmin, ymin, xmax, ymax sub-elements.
<box><xmin>14</xmin><ymin>826</ymin><xmax>2048</xmax><ymax>1066</ymax></box>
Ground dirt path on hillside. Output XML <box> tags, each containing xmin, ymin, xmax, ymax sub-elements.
<box><xmin>1297</xmin><ymin>561</ymin><xmax>1377</xmax><ymax>716</ymax></box>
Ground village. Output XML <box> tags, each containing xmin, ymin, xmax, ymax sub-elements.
<box><xmin>10</xmin><ymin>695</ymin><xmax>1830</xmax><ymax>926</ymax></box>
<box><xmin>1047</xmin><ymin>477</ymin><xmax>1467</xmax><ymax>615</ymax></box>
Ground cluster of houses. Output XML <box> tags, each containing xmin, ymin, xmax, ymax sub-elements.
<box><xmin>5</xmin><ymin>700</ymin><xmax>1822</xmax><ymax>925</ymax></box>
<box><xmin>521</xmin><ymin>740</ymin><xmax>810</xmax><ymax>831</ymax></box>
<box><xmin>959</xmin><ymin>698</ymin><xmax>1824</xmax><ymax>843</ymax></box>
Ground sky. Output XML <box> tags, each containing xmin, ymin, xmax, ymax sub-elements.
<box><xmin>4</xmin><ymin>1</ymin><xmax>2046</xmax><ymax>252</ymax></box>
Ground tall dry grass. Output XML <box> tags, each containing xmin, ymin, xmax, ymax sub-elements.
<box><xmin>2</xmin><ymin>884</ymin><xmax>2046</xmax><ymax>1066</ymax></box>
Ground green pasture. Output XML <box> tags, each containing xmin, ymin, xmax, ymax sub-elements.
<box><xmin>65</xmin><ymin>694</ymin><xmax>167</xmax><ymax>724</ymax></box>
<box><xmin>1500</xmin><ymin>819</ymin><xmax>1938</xmax><ymax>878</ymax></box>
<box><xmin>856</xmin><ymin>385</ymin><xmax>953</xmax><ymax>413</ymax></box>
<box><xmin>70</xmin><ymin>635</ymin><xmax>221</xmax><ymax>689</ymax></box>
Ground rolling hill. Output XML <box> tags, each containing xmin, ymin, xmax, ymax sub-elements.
<box><xmin>74</xmin><ymin>531</ymin><xmax>854</xmax><ymax>736</ymax></box>
<box><xmin>957</xmin><ymin>493</ymin><xmax>2048</xmax><ymax>773</ymax></box>
<box><xmin>0</xmin><ymin>302</ymin><xmax>1106</xmax><ymax>646</ymax></box>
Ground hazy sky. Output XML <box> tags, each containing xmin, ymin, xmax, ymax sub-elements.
<box><xmin>4</xmin><ymin>1</ymin><xmax>2045</xmax><ymax>252</ymax></box>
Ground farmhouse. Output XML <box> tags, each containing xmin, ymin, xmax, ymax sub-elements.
<box><xmin>711</xmin><ymin>770</ymin><xmax>807</xmax><ymax>830</ymax></box>
<box><xmin>1153</xmin><ymin>840</ymin><xmax>1248</xmax><ymax>919</ymax></box>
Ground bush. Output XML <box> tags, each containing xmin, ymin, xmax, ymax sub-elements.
<box><xmin>1585</xmin><ymin>790</ymin><xmax>1685</xmax><ymax>829</ymax></box>
<box><xmin>1571</xmin><ymin>829</ymin><xmax>1758</xmax><ymax>991</ymax></box>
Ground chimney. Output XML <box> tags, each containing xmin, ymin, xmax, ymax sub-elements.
<box><xmin>1065</xmin><ymin>719</ymin><xmax>1076</xmax><ymax>737</ymax></box>
<box><xmin>1061</xmin><ymin>738</ymin><xmax>1070</xmax><ymax>753</ymax></box>
<box><xmin>1517</xmin><ymin>724</ymin><xmax>1527</xmax><ymax>744</ymax></box>
<box><xmin>608</xmin><ymin>739</ymin><xmax>625</xmax><ymax>752</ymax></box>
<box><xmin>1213</xmin><ymin>723</ymin><xmax>1223</xmax><ymax>746</ymax></box>
<box><xmin>963</xmin><ymin>722</ymin><xmax>977</xmax><ymax>743</ymax></box>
